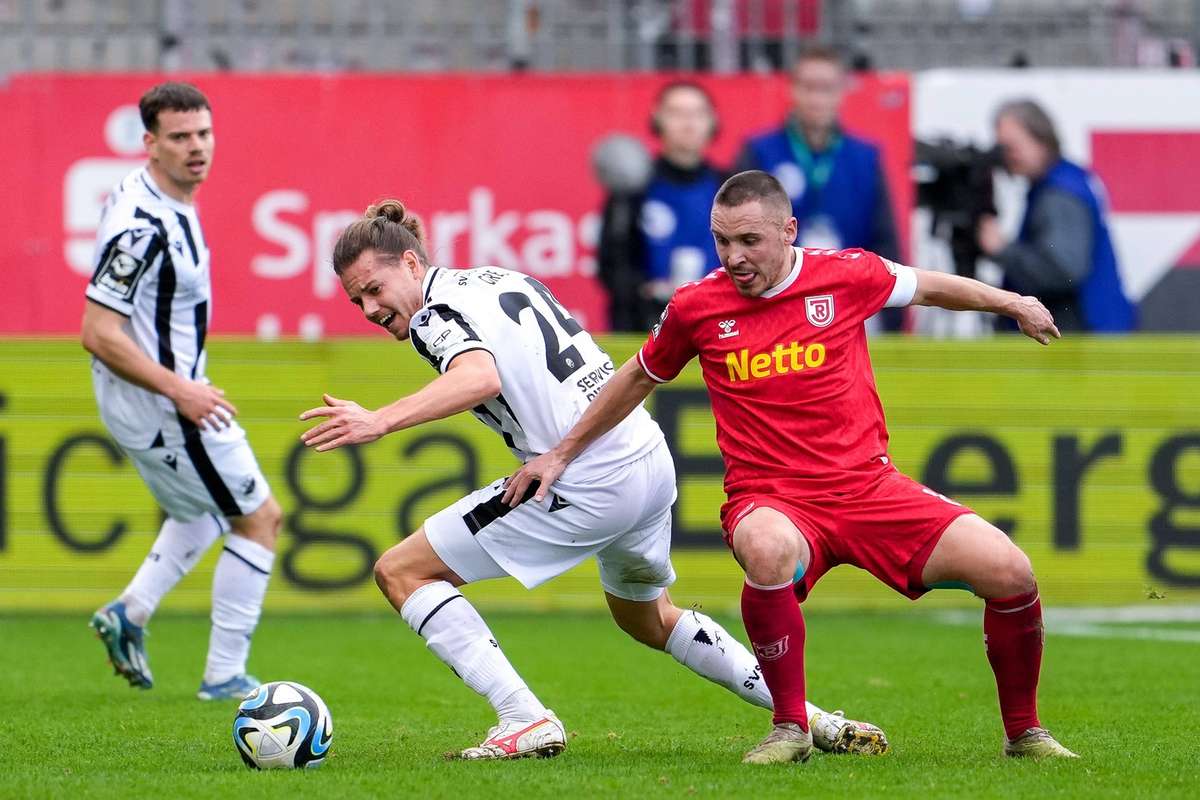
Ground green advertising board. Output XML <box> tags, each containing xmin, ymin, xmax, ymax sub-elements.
<box><xmin>1</xmin><ymin>336</ymin><xmax>1197</xmax><ymax>613</ymax></box>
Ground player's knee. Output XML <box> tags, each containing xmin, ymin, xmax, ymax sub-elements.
<box><xmin>230</xmin><ymin>496</ymin><xmax>282</xmax><ymax>549</ymax></box>
<box><xmin>735</xmin><ymin>527</ymin><xmax>801</xmax><ymax>585</ymax></box>
<box><xmin>373</xmin><ymin>543</ymin><xmax>424</xmax><ymax>605</ymax></box>
<box><xmin>996</xmin><ymin>547</ymin><xmax>1036</xmax><ymax>596</ymax></box>
<box><xmin>259</xmin><ymin>496</ymin><xmax>283</xmax><ymax>539</ymax></box>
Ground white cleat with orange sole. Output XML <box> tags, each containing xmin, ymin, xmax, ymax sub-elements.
<box><xmin>459</xmin><ymin>713</ymin><xmax>567</xmax><ymax>760</ymax></box>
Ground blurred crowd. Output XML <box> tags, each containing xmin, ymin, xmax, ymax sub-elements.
<box><xmin>595</xmin><ymin>47</ymin><xmax>1135</xmax><ymax>334</ymax></box>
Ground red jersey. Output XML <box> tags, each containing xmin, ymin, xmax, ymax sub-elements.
<box><xmin>638</xmin><ymin>246</ymin><xmax>912</xmax><ymax>498</ymax></box>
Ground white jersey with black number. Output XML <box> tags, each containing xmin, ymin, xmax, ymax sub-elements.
<box><xmin>86</xmin><ymin>167</ymin><xmax>213</xmax><ymax>450</ymax></box>
<box><xmin>410</xmin><ymin>266</ymin><xmax>665</xmax><ymax>483</ymax></box>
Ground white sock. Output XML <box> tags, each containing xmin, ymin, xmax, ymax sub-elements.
<box><xmin>400</xmin><ymin>581</ymin><xmax>546</xmax><ymax>722</ymax></box>
<box><xmin>120</xmin><ymin>515</ymin><xmax>223</xmax><ymax>626</ymax></box>
<box><xmin>204</xmin><ymin>534</ymin><xmax>274</xmax><ymax>684</ymax></box>
<box><xmin>665</xmin><ymin>609</ymin><xmax>774</xmax><ymax>710</ymax></box>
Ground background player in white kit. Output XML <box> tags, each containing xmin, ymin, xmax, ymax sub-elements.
<box><xmin>298</xmin><ymin>200</ymin><xmax>887</xmax><ymax>759</ymax></box>
<box><xmin>82</xmin><ymin>83</ymin><xmax>282</xmax><ymax>700</ymax></box>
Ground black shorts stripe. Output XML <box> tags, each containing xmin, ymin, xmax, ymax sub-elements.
<box><xmin>417</xmin><ymin>593</ymin><xmax>464</xmax><ymax>636</ymax></box>
<box><xmin>178</xmin><ymin>416</ymin><xmax>243</xmax><ymax>518</ymax></box>
<box><xmin>222</xmin><ymin>546</ymin><xmax>270</xmax><ymax>575</ymax></box>
<box><xmin>462</xmin><ymin>480</ymin><xmax>540</xmax><ymax>536</ymax></box>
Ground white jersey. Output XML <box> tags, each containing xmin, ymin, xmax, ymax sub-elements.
<box><xmin>86</xmin><ymin>167</ymin><xmax>213</xmax><ymax>449</ymax></box>
<box><xmin>410</xmin><ymin>266</ymin><xmax>665</xmax><ymax>483</ymax></box>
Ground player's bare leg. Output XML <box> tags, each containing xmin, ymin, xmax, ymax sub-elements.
<box><xmin>730</xmin><ymin>507</ymin><xmax>814</xmax><ymax>764</ymax></box>
<box><xmin>605</xmin><ymin>591</ymin><xmax>887</xmax><ymax>755</ymax></box>
<box><xmin>922</xmin><ymin>514</ymin><xmax>1077</xmax><ymax>758</ymax></box>
<box><xmin>198</xmin><ymin>495</ymin><xmax>281</xmax><ymax>700</ymax></box>
<box><xmin>375</xmin><ymin>529</ymin><xmax>564</xmax><ymax>760</ymax></box>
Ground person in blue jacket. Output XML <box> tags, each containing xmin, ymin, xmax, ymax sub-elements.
<box><xmin>978</xmin><ymin>99</ymin><xmax>1136</xmax><ymax>333</ymax></box>
<box><xmin>737</xmin><ymin>45</ymin><xmax>903</xmax><ymax>330</ymax></box>
<box><xmin>597</xmin><ymin>81</ymin><xmax>725</xmax><ymax>331</ymax></box>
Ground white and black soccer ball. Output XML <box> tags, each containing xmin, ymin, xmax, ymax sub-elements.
<box><xmin>232</xmin><ymin>681</ymin><xmax>333</xmax><ymax>769</ymax></box>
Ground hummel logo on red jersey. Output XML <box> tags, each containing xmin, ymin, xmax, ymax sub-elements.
<box><xmin>717</xmin><ymin>319</ymin><xmax>739</xmax><ymax>339</ymax></box>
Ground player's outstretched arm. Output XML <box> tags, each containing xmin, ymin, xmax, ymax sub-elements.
<box><xmin>910</xmin><ymin>268</ymin><xmax>1062</xmax><ymax>345</ymax></box>
<box><xmin>503</xmin><ymin>356</ymin><xmax>657</xmax><ymax>506</ymax></box>
<box><xmin>81</xmin><ymin>300</ymin><xmax>237</xmax><ymax>431</ymax></box>
<box><xmin>299</xmin><ymin>349</ymin><xmax>501</xmax><ymax>452</ymax></box>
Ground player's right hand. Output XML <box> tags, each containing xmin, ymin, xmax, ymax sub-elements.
<box><xmin>171</xmin><ymin>380</ymin><xmax>238</xmax><ymax>431</ymax></box>
<box><xmin>1010</xmin><ymin>295</ymin><xmax>1061</xmax><ymax>345</ymax></box>
<box><xmin>503</xmin><ymin>450</ymin><xmax>566</xmax><ymax>507</ymax></box>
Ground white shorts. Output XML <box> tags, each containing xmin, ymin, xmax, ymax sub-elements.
<box><xmin>425</xmin><ymin>441</ymin><xmax>677</xmax><ymax>602</ymax></box>
<box><xmin>124</xmin><ymin>420</ymin><xmax>270</xmax><ymax>525</ymax></box>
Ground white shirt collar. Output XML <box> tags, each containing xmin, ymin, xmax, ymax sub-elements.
<box><xmin>139</xmin><ymin>168</ymin><xmax>195</xmax><ymax>213</ymax></box>
<box><xmin>760</xmin><ymin>247</ymin><xmax>805</xmax><ymax>299</ymax></box>
<box><xmin>420</xmin><ymin>266</ymin><xmax>441</xmax><ymax>303</ymax></box>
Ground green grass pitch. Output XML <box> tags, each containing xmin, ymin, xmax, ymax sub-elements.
<box><xmin>2</xmin><ymin>609</ymin><xmax>1197</xmax><ymax>799</ymax></box>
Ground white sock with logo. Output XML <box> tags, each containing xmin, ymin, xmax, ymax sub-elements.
<box><xmin>665</xmin><ymin>609</ymin><xmax>774</xmax><ymax>709</ymax></box>
<box><xmin>204</xmin><ymin>534</ymin><xmax>274</xmax><ymax>684</ymax></box>
<box><xmin>120</xmin><ymin>515</ymin><xmax>223</xmax><ymax>627</ymax></box>
<box><xmin>400</xmin><ymin>581</ymin><xmax>546</xmax><ymax>723</ymax></box>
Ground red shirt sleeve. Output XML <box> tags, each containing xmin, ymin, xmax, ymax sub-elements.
<box><xmin>839</xmin><ymin>248</ymin><xmax>899</xmax><ymax>323</ymax></box>
<box><xmin>637</xmin><ymin>296</ymin><xmax>697</xmax><ymax>383</ymax></box>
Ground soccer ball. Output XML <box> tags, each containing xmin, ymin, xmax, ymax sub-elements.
<box><xmin>232</xmin><ymin>681</ymin><xmax>333</xmax><ymax>769</ymax></box>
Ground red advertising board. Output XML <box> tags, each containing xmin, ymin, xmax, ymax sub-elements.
<box><xmin>0</xmin><ymin>72</ymin><xmax>910</xmax><ymax>335</ymax></box>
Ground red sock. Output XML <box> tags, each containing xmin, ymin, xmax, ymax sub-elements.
<box><xmin>741</xmin><ymin>581</ymin><xmax>807</xmax><ymax>730</ymax></box>
<box><xmin>984</xmin><ymin>587</ymin><xmax>1043</xmax><ymax>740</ymax></box>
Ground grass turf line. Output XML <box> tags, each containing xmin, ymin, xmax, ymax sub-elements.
<box><xmin>1</xmin><ymin>610</ymin><xmax>1196</xmax><ymax>799</ymax></box>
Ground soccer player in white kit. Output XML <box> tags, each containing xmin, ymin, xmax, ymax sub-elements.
<box><xmin>298</xmin><ymin>200</ymin><xmax>887</xmax><ymax>759</ymax></box>
<box><xmin>82</xmin><ymin>83</ymin><xmax>282</xmax><ymax>700</ymax></box>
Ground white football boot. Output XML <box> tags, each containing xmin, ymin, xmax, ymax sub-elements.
<box><xmin>1004</xmin><ymin>727</ymin><xmax>1079</xmax><ymax>759</ymax></box>
<box><xmin>742</xmin><ymin>722</ymin><xmax>813</xmax><ymax>764</ymax></box>
<box><xmin>809</xmin><ymin>709</ymin><xmax>890</xmax><ymax>755</ymax></box>
<box><xmin>459</xmin><ymin>712</ymin><xmax>566</xmax><ymax>760</ymax></box>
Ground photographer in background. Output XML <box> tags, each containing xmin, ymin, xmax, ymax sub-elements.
<box><xmin>596</xmin><ymin>81</ymin><xmax>724</xmax><ymax>331</ymax></box>
<box><xmin>978</xmin><ymin>99</ymin><xmax>1136</xmax><ymax>333</ymax></box>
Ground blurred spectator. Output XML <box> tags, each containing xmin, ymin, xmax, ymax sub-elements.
<box><xmin>978</xmin><ymin>100</ymin><xmax>1136</xmax><ymax>333</ymax></box>
<box><xmin>596</xmin><ymin>82</ymin><xmax>724</xmax><ymax>331</ymax></box>
<box><xmin>737</xmin><ymin>45</ymin><xmax>902</xmax><ymax>329</ymax></box>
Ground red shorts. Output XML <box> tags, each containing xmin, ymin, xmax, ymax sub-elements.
<box><xmin>720</xmin><ymin>469</ymin><xmax>975</xmax><ymax>601</ymax></box>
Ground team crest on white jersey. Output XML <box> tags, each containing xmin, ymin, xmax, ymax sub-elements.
<box><xmin>805</xmin><ymin>294</ymin><xmax>835</xmax><ymax>328</ymax></box>
<box><xmin>717</xmin><ymin>319</ymin><xmax>739</xmax><ymax>339</ymax></box>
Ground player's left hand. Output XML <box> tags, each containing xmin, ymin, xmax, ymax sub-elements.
<box><xmin>299</xmin><ymin>393</ymin><xmax>384</xmax><ymax>452</ymax></box>
<box><xmin>502</xmin><ymin>450</ymin><xmax>566</xmax><ymax>508</ymax></box>
<box><xmin>1008</xmin><ymin>295</ymin><xmax>1061</xmax><ymax>345</ymax></box>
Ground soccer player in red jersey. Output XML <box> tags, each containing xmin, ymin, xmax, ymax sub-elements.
<box><xmin>504</xmin><ymin>170</ymin><xmax>1077</xmax><ymax>764</ymax></box>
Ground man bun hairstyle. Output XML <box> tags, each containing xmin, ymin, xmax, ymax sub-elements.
<box><xmin>332</xmin><ymin>199</ymin><xmax>428</xmax><ymax>275</ymax></box>
<box><xmin>139</xmin><ymin>82</ymin><xmax>211</xmax><ymax>133</ymax></box>
<box><xmin>714</xmin><ymin>170</ymin><xmax>793</xmax><ymax>219</ymax></box>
